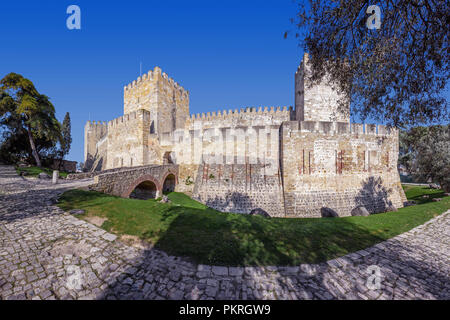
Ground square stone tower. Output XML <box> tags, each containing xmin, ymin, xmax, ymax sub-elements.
<box><xmin>295</xmin><ymin>53</ymin><xmax>349</xmax><ymax>122</ymax></box>
<box><xmin>123</xmin><ymin>66</ymin><xmax>190</xmax><ymax>135</ymax></box>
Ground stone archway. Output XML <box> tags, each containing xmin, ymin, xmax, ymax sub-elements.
<box><xmin>162</xmin><ymin>173</ymin><xmax>176</xmax><ymax>194</ymax></box>
<box><xmin>129</xmin><ymin>180</ymin><xmax>158</xmax><ymax>200</ymax></box>
<box><xmin>123</xmin><ymin>174</ymin><xmax>162</xmax><ymax>199</ymax></box>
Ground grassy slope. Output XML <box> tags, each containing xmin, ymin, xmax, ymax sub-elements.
<box><xmin>57</xmin><ymin>186</ymin><xmax>449</xmax><ymax>266</ymax></box>
<box><xmin>16</xmin><ymin>166</ymin><xmax>69</xmax><ymax>178</ymax></box>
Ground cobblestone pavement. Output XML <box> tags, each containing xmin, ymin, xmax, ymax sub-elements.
<box><xmin>0</xmin><ymin>165</ymin><xmax>449</xmax><ymax>300</ymax></box>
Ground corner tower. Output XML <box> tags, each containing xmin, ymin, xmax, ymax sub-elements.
<box><xmin>123</xmin><ymin>66</ymin><xmax>190</xmax><ymax>134</ymax></box>
<box><xmin>295</xmin><ymin>53</ymin><xmax>349</xmax><ymax>122</ymax></box>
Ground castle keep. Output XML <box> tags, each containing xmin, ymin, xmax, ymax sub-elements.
<box><xmin>85</xmin><ymin>53</ymin><xmax>407</xmax><ymax>217</ymax></box>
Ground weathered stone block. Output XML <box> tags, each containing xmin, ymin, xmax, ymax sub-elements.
<box><xmin>320</xmin><ymin>207</ymin><xmax>339</xmax><ymax>218</ymax></box>
<box><xmin>351</xmin><ymin>206</ymin><xmax>370</xmax><ymax>216</ymax></box>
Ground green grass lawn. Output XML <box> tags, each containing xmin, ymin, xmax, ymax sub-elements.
<box><xmin>402</xmin><ymin>184</ymin><xmax>445</xmax><ymax>203</ymax></box>
<box><xmin>16</xmin><ymin>166</ymin><xmax>69</xmax><ymax>178</ymax></box>
<box><xmin>57</xmin><ymin>185</ymin><xmax>449</xmax><ymax>266</ymax></box>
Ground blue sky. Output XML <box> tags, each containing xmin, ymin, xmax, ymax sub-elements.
<box><xmin>2</xmin><ymin>1</ymin><xmax>447</xmax><ymax>164</ymax></box>
<box><xmin>0</xmin><ymin>0</ymin><xmax>303</xmax><ymax>163</ymax></box>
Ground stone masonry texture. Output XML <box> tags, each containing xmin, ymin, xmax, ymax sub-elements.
<box><xmin>83</xmin><ymin>53</ymin><xmax>406</xmax><ymax>218</ymax></box>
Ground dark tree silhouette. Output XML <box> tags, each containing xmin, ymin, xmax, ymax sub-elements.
<box><xmin>60</xmin><ymin>112</ymin><xmax>72</xmax><ymax>160</ymax></box>
<box><xmin>288</xmin><ymin>0</ymin><xmax>449</xmax><ymax>127</ymax></box>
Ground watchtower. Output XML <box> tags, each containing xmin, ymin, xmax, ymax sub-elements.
<box><xmin>123</xmin><ymin>66</ymin><xmax>190</xmax><ymax>135</ymax></box>
<box><xmin>295</xmin><ymin>53</ymin><xmax>349</xmax><ymax>122</ymax></box>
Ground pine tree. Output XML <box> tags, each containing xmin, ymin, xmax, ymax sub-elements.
<box><xmin>60</xmin><ymin>112</ymin><xmax>72</xmax><ymax>159</ymax></box>
<box><xmin>0</xmin><ymin>73</ymin><xmax>61</xmax><ymax>167</ymax></box>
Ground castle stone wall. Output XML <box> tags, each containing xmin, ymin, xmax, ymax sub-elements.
<box><xmin>295</xmin><ymin>53</ymin><xmax>349</xmax><ymax>122</ymax></box>
<box><xmin>105</xmin><ymin>109</ymin><xmax>151</xmax><ymax>169</ymax></box>
<box><xmin>172</xmin><ymin>124</ymin><xmax>281</xmax><ymax>171</ymax></box>
<box><xmin>176</xmin><ymin>164</ymin><xmax>200</xmax><ymax>194</ymax></box>
<box><xmin>123</xmin><ymin>69</ymin><xmax>158</xmax><ymax>116</ymax></box>
<box><xmin>280</xmin><ymin>121</ymin><xmax>406</xmax><ymax>217</ymax></box>
<box><xmin>123</xmin><ymin>66</ymin><xmax>189</xmax><ymax>134</ymax></box>
<box><xmin>157</xmin><ymin>70</ymin><xmax>190</xmax><ymax>133</ymax></box>
<box><xmin>84</xmin><ymin>121</ymin><xmax>108</xmax><ymax>171</ymax></box>
<box><xmin>170</xmin><ymin>117</ymin><xmax>285</xmax><ymax>200</ymax></box>
<box><xmin>185</xmin><ymin>106</ymin><xmax>293</xmax><ymax>129</ymax></box>
<box><xmin>84</xmin><ymin>63</ymin><xmax>407</xmax><ymax>219</ymax></box>
<box><xmin>192</xmin><ymin>164</ymin><xmax>285</xmax><ymax>217</ymax></box>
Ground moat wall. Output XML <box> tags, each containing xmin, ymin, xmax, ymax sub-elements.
<box><xmin>185</xmin><ymin>121</ymin><xmax>406</xmax><ymax>218</ymax></box>
<box><xmin>192</xmin><ymin>164</ymin><xmax>285</xmax><ymax>217</ymax></box>
<box><xmin>280</xmin><ymin>121</ymin><xmax>406</xmax><ymax>217</ymax></box>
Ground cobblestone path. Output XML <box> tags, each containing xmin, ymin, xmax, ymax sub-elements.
<box><xmin>0</xmin><ymin>165</ymin><xmax>449</xmax><ymax>300</ymax></box>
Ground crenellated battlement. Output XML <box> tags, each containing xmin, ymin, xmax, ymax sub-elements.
<box><xmin>85</xmin><ymin>120</ymin><xmax>108</xmax><ymax>127</ymax></box>
<box><xmin>282</xmin><ymin>121</ymin><xmax>396</xmax><ymax>136</ymax></box>
<box><xmin>85</xmin><ymin>58</ymin><xmax>406</xmax><ymax>218</ymax></box>
<box><xmin>123</xmin><ymin>66</ymin><xmax>190</xmax><ymax>131</ymax></box>
<box><xmin>107</xmin><ymin>109</ymin><xmax>151</xmax><ymax>128</ymax></box>
<box><xmin>188</xmin><ymin>106</ymin><xmax>293</xmax><ymax>122</ymax></box>
<box><xmin>123</xmin><ymin>66</ymin><xmax>189</xmax><ymax>98</ymax></box>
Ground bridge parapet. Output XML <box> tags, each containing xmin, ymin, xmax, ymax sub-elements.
<box><xmin>91</xmin><ymin>165</ymin><xmax>179</xmax><ymax>198</ymax></box>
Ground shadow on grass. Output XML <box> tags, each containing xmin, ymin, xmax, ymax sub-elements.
<box><xmin>407</xmin><ymin>190</ymin><xmax>446</xmax><ymax>205</ymax></box>
<box><xmin>97</xmin><ymin>209</ymin><xmax>449</xmax><ymax>299</ymax></box>
<box><xmin>3</xmin><ymin>166</ymin><xmax>447</xmax><ymax>299</ymax></box>
<box><xmin>152</xmin><ymin>207</ymin><xmax>386</xmax><ymax>266</ymax></box>
<box><xmin>58</xmin><ymin>189</ymin><xmax>449</xmax><ymax>268</ymax></box>
<box><xmin>57</xmin><ymin>189</ymin><xmax>113</xmax><ymax>212</ymax></box>
<box><xmin>51</xmin><ymin>188</ymin><xmax>450</xmax><ymax>299</ymax></box>
<box><xmin>97</xmin><ymin>185</ymin><xmax>450</xmax><ymax>299</ymax></box>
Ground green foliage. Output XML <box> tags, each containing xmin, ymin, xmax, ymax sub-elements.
<box><xmin>57</xmin><ymin>187</ymin><xmax>449</xmax><ymax>266</ymax></box>
<box><xmin>0</xmin><ymin>114</ymin><xmax>58</xmax><ymax>164</ymax></box>
<box><xmin>184</xmin><ymin>175</ymin><xmax>194</xmax><ymax>185</ymax></box>
<box><xmin>402</xmin><ymin>184</ymin><xmax>446</xmax><ymax>204</ymax></box>
<box><xmin>399</xmin><ymin>125</ymin><xmax>449</xmax><ymax>191</ymax></box>
<box><xmin>15</xmin><ymin>166</ymin><xmax>69</xmax><ymax>178</ymax></box>
<box><xmin>290</xmin><ymin>1</ymin><xmax>449</xmax><ymax>126</ymax></box>
<box><xmin>0</xmin><ymin>73</ymin><xmax>62</xmax><ymax>166</ymax></box>
<box><xmin>60</xmin><ymin>112</ymin><xmax>72</xmax><ymax>159</ymax></box>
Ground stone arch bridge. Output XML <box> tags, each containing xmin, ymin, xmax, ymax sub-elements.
<box><xmin>91</xmin><ymin>165</ymin><xmax>178</xmax><ymax>199</ymax></box>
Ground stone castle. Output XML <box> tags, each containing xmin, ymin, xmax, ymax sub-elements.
<box><xmin>85</xmin><ymin>53</ymin><xmax>407</xmax><ymax>217</ymax></box>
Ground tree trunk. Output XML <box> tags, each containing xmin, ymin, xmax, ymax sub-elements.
<box><xmin>27</xmin><ymin>125</ymin><xmax>41</xmax><ymax>167</ymax></box>
<box><xmin>58</xmin><ymin>156</ymin><xmax>65</xmax><ymax>171</ymax></box>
